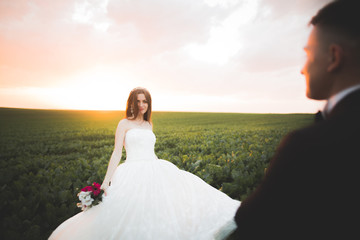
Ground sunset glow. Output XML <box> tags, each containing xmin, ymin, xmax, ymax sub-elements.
<box><xmin>54</xmin><ymin>67</ymin><xmax>134</xmax><ymax>110</ymax></box>
<box><xmin>0</xmin><ymin>0</ymin><xmax>331</xmax><ymax>113</ymax></box>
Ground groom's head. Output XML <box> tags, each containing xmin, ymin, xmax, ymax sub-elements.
<box><xmin>301</xmin><ymin>0</ymin><xmax>360</xmax><ymax>100</ymax></box>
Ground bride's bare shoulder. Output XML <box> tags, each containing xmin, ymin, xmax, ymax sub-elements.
<box><xmin>119</xmin><ymin>118</ymin><xmax>129</xmax><ymax>124</ymax></box>
<box><xmin>117</xmin><ymin>118</ymin><xmax>131</xmax><ymax>131</ymax></box>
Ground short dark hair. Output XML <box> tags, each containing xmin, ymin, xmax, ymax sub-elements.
<box><xmin>310</xmin><ymin>0</ymin><xmax>360</xmax><ymax>40</ymax></box>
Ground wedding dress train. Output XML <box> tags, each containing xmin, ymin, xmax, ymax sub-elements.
<box><xmin>49</xmin><ymin>128</ymin><xmax>240</xmax><ymax>240</ymax></box>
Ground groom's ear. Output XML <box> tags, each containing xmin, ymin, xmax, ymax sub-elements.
<box><xmin>327</xmin><ymin>44</ymin><xmax>343</xmax><ymax>72</ymax></box>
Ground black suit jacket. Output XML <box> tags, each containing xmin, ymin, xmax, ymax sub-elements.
<box><xmin>231</xmin><ymin>89</ymin><xmax>360</xmax><ymax>239</ymax></box>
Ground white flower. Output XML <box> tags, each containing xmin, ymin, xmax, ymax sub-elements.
<box><xmin>82</xmin><ymin>196</ymin><xmax>94</xmax><ymax>206</ymax></box>
<box><xmin>78</xmin><ymin>191</ymin><xmax>91</xmax><ymax>201</ymax></box>
<box><xmin>78</xmin><ymin>191</ymin><xmax>94</xmax><ymax>207</ymax></box>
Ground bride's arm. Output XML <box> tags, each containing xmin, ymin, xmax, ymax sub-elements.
<box><xmin>100</xmin><ymin>120</ymin><xmax>127</xmax><ymax>194</ymax></box>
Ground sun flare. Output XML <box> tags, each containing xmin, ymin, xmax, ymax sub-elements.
<box><xmin>51</xmin><ymin>66</ymin><xmax>135</xmax><ymax>110</ymax></box>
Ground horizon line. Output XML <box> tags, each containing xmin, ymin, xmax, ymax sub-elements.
<box><xmin>0</xmin><ymin>106</ymin><xmax>315</xmax><ymax>115</ymax></box>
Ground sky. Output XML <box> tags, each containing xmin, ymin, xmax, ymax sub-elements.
<box><xmin>0</xmin><ymin>0</ymin><xmax>332</xmax><ymax>113</ymax></box>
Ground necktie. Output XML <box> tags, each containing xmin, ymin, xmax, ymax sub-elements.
<box><xmin>315</xmin><ymin>100</ymin><xmax>330</xmax><ymax>122</ymax></box>
<box><xmin>314</xmin><ymin>110</ymin><xmax>325</xmax><ymax>122</ymax></box>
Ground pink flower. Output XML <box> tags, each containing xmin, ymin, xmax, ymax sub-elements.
<box><xmin>93</xmin><ymin>182</ymin><xmax>101</xmax><ymax>189</ymax></box>
<box><xmin>77</xmin><ymin>182</ymin><xmax>103</xmax><ymax>211</ymax></box>
<box><xmin>81</xmin><ymin>186</ymin><xmax>93</xmax><ymax>192</ymax></box>
<box><xmin>93</xmin><ymin>189</ymin><xmax>101</xmax><ymax>196</ymax></box>
<box><xmin>91</xmin><ymin>182</ymin><xmax>102</xmax><ymax>196</ymax></box>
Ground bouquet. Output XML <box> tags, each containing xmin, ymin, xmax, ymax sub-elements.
<box><xmin>76</xmin><ymin>182</ymin><xmax>104</xmax><ymax>211</ymax></box>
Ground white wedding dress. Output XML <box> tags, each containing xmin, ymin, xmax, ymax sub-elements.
<box><xmin>49</xmin><ymin>128</ymin><xmax>240</xmax><ymax>240</ymax></box>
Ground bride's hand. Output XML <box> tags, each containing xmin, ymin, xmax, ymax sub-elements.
<box><xmin>101</xmin><ymin>182</ymin><xmax>109</xmax><ymax>196</ymax></box>
<box><xmin>101</xmin><ymin>186</ymin><xmax>108</xmax><ymax>196</ymax></box>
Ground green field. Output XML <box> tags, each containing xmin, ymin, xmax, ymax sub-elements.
<box><xmin>0</xmin><ymin>107</ymin><xmax>314</xmax><ymax>240</ymax></box>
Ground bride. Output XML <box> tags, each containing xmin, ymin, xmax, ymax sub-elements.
<box><xmin>48</xmin><ymin>87</ymin><xmax>240</xmax><ymax>240</ymax></box>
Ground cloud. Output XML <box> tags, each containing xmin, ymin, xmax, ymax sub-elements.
<box><xmin>259</xmin><ymin>0</ymin><xmax>331</xmax><ymax>19</ymax></box>
<box><xmin>230</xmin><ymin>0</ymin><xmax>333</xmax><ymax>72</ymax></box>
<box><xmin>0</xmin><ymin>0</ymin><xmax>29</xmax><ymax>22</ymax></box>
<box><xmin>0</xmin><ymin>0</ymin><xmax>103</xmax><ymax>86</ymax></box>
<box><xmin>0</xmin><ymin>0</ymin><xmax>333</xmax><ymax>112</ymax></box>
<box><xmin>105</xmin><ymin>0</ymin><xmax>238</xmax><ymax>60</ymax></box>
<box><xmin>0</xmin><ymin>0</ymin><xmax>234</xmax><ymax>87</ymax></box>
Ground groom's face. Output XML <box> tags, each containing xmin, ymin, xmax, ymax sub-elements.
<box><xmin>301</xmin><ymin>27</ymin><xmax>331</xmax><ymax>100</ymax></box>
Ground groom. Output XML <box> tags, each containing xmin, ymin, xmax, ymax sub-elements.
<box><xmin>230</xmin><ymin>0</ymin><xmax>360</xmax><ymax>239</ymax></box>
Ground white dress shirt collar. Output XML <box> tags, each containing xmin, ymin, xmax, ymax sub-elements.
<box><xmin>324</xmin><ymin>84</ymin><xmax>360</xmax><ymax>115</ymax></box>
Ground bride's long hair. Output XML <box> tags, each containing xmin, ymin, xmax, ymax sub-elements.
<box><xmin>125</xmin><ymin>87</ymin><xmax>152</xmax><ymax>122</ymax></box>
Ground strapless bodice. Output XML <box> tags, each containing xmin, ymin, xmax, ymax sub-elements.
<box><xmin>124</xmin><ymin>128</ymin><xmax>158</xmax><ymax>162</ymax></box>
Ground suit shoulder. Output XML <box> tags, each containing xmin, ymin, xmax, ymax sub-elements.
<box><xmin>278</xmin><ymin>126</ymin><xmax>314</xmax><ymax>146</ymax></box>
<box><xmin>284</xmin><ymin>121</ymin><xmax>333</xmax><ymax>143</ymax></box>
<box><xmin>273</xmin><ymin>123</ymin><xmax>325</xmax><ymax>158</ymax></box>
